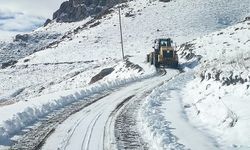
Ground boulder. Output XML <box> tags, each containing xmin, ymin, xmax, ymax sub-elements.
<box><xmin>14</xmin><ymin>34</ymin><xmax>29</xmax><ymax>42</ymax></box>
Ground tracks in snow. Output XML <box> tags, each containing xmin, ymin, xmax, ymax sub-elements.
<box><xmin>81</xmin><ymin>113</ymin><xmax>102</xmax><ymax>150</ymax></box>
<box><xmin>114</xmin><ymin>92</ymin><xmax>152</xmax><ymax>150</ymax></box>
<box><xmin>10</xmin><ymin>93</ymin><xmax>110</xmax><ymax>150</ymax></box>
<box><xmin>11</xmin><ymin>69</ymin><xmax>180</xmax><ymax>150</ymax></box>
<box><xmin>56</xmin><ymin>94</ymin><xmax>139</xmax><ymax>150</ymax></box>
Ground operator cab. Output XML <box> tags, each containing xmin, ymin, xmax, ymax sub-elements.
<box><xmin>160</xmin><ymin>38</ymin><xmax>172</xmax><ymax>47</ymax></box>
<box><xmin>154</xmin><ymin>38</ymin><xmax>173</xmax><ymax>52</ymax></box>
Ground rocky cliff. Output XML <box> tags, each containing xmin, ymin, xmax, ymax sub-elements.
<box><xmin>51</xmin><ymin>0</ymin><xmax>122</xmax><ymax>23</ymax></box>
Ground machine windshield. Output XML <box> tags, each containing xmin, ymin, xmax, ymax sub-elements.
<box><xmin>160</xmin><ymin>39</ymin><xmax>171</xmax><ymax>47</ymax></box>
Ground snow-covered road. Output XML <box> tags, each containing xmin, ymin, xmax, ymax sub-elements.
<box><xmin>8</xmin><ymin>69</ymin><xmax>222</xmax><ymax>150</ymax></box>
<box><xmin>41</xmin><ymin>70</ymin><xmax>179</xmax><ymax>150</ymax></box>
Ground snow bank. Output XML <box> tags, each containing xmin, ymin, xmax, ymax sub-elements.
<box><xmin>0</xmin><ymin>61</ymin><xmax>156</xmax><ymax>145</ymax></box>
<box><xmin>177</xmin><ymin>20</ymin><xmax>250</xmax><ymax>148</ymax></box>
<box><xmin>179</xmin><ymin>20</ymin><xmax>250</xmax><ymax>85</ymax></box>
<box><xmin>138</xmin><ymin>72</ymin><xmax>190</xmax><ymax>150</ymax></box>
<box><xmin>138</xmin><ymin>72</ymin><xmax>220</xmax><ymax>150</ymax></box>
<box><xmin>138</xmin><ymin>78</ymin><xmax>187</xmax><ymax>149</ymax></box>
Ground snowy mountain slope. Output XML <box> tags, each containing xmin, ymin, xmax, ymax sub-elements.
<box><xmin>20</xmin><ymin>0</ymin><xmax>250</xmax><ymax>65</ymax></box>
<box><xmin>0</xmin><ymin>17</ymin><xmax>93</xmax><ymax>67</ymax></box>
<box><xmin>0</xmin><ymin>0</ymin><xmax>249</xmax><ymax>89</ymax></box>
<box><xmin>0</xmin><ymin>31</ymin><xmax>61</xmax><ymax>66</ymax></box>
<box><xmin>0</xmin><ymin>59</ymin><xmax>114</xmax><ymax>103</ymax></box>
<box><xmin>174</xmin><ymin>19</ymin><xmax>250</xmax><ymax>148</ymax></box>
<box><xmin>1</xmin><ymin>0</ymin><xmax>249</xmax><ymax>67</ymax></box>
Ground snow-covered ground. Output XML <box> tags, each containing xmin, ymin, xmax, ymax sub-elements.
<box><xmin>0</xmin><ymin>60</ymin><xmax>155</xmax><ymax>149</ymax></box>
<box><xmin>179</xmin><ymin>20</ymin><xmax>250</xmax><ymax>149</ymax></box>
<box><xmin>0</xmin><ymin>0</ymin><xmax>250</xmax><ymax>149</ymax></box>
<box><xmin>19</xmin><ymin>0</ymin><xmax>250</xmax><ymax>65</ymax></box>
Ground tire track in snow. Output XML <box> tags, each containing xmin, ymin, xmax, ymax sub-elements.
<box><xmin>103</xmin><ymin>95</ymin><xmax>135</xmax><ymax>150</ymax></box>
<box><xmin>62</xmin><ymin>99</ymin><xmax>107</xmax><ymax>150</ymax></box>
<box><xmin>41</xmin><ymin>70</ymin><xmax>180</xmax><ymax>150</ymax></box>
<box><xmin>115</xmin><ymin>94</ymin><xmax>150</xmax><ymax>150</ymax></box>
<box><xmin>11</xmin><ymin>93</ymin><xmax>110</xmax><ymax>150</ymax></box>
<box><xmin>59</xmin><ymin>94</ymin><xmax>112</xmax><ymax>150</ymax></box>
<box><xmin>63</xmin><ymin>110</ymin><xmax>91</xmax><ymax>150</ymax></box>
<box><xmin>81</xmin><ymin>113</ymin><xmax>103</xmax><ymax>150</ymax></box>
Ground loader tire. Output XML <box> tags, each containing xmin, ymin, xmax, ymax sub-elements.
<box><xmin>172</xmin><ymin>61</ymin><xmax>178</xmax><ymax>69</ymax></box>
<box><xmin>153</xmin><ymin>53</ymin><xmax>159</xmax><ymax>68</ymax></box>
<box><xmin>146</xmin><ymin>54</ymin><xmax>150</xmax><ymax>63</ymax></box>
<box><xmin>150</xmin><ymin>52</ymin><xmax>154</xmax><ymax>65</ymax></box>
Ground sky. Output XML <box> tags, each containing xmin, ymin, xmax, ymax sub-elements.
<box><xmin>0</xmin><ymin>0</ymin><xmax>65</xmax><ymax>18</ymax></box>
<box><xmin>0</xmin><ymin>0</ymin><xmax>65</xmax><ymax>39</ymax></box>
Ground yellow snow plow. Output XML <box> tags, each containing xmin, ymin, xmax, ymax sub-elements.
<box><xmin>147</xmin><ymin>38</ymin><xmax>178</xmax><ymax>68</ymax></box>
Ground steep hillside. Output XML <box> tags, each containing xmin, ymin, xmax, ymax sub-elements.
<box><xmin>179</xmin><ymin>19</ymin><xmax>250</xmax><ymax>85</ymax></box>
<box><xmin>1</xmin><ymin>0</ymin><xmax>249</xmax><ymax>66</ymax></box>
